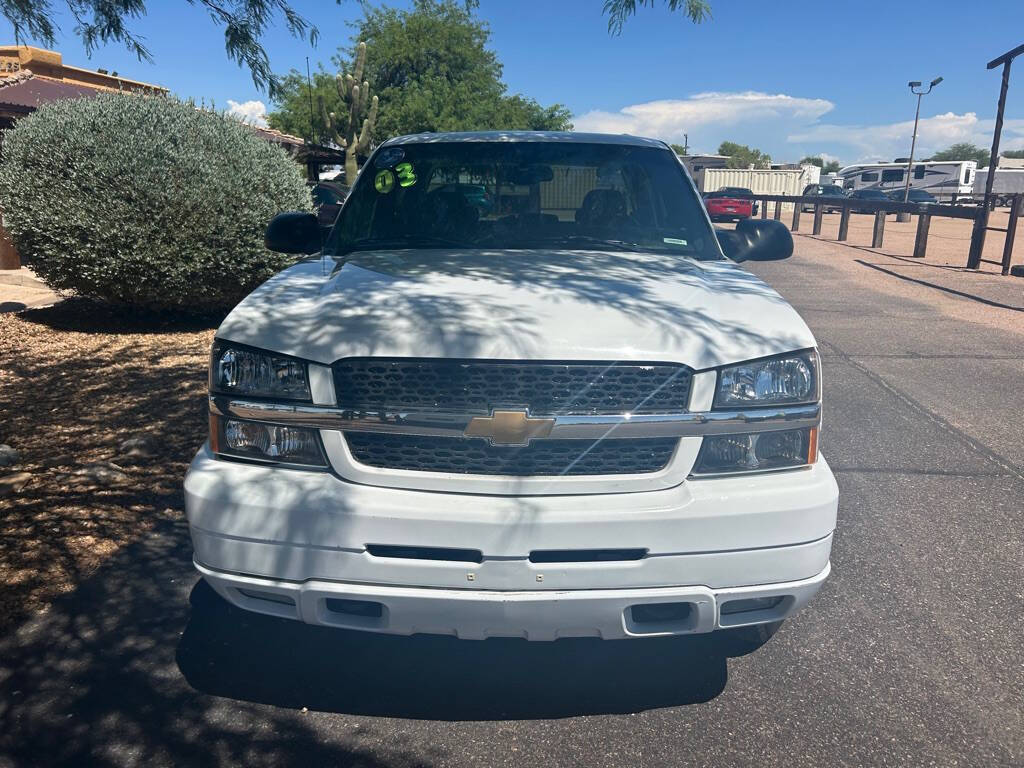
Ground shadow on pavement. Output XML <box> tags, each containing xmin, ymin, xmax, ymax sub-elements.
<box><xmin>0</xmin><ymin>513</ymin><xmax>750</xmax><ymax>766</ymax></box>
<box><xmin>178</xmin><ymin>579</ymin><xmax>736</xmax><ymax>721</ymax></box>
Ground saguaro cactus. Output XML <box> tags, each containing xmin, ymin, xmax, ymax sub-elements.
<box><xmin>322</xmin><ymin>41</ymin><xmax>379</xmax><ymax>183</ymax></box>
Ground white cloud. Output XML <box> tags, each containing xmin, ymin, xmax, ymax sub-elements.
<box><xmin>788</xmin><ymin>112</ymin><xmax>1024</xmax><ymax>164</ymax></box>
<box><xmin>226</xmin><ymin>99</ymin><xmax>268</xmax><ymax>128</ymax></box>
<box><xmin>573</xmin><ymin>91</ymin><xmax>835</xmax><ymax>148</ymax></box>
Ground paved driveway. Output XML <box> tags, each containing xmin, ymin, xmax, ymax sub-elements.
<box><xmin>2</xmin><ymin>236</ymin><xmax>1022</xmax><ymax>767</ymax></box>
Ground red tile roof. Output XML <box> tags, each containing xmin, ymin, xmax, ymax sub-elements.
<box><xmin>0</xmin><ymin>72</ymin><xmax>104</xmax><ymax>110</ymax></box>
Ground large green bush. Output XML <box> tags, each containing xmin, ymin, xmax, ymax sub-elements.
<box><xmin>0</xmin><ymin>93</ymin><xmax>311</xmax><ymax>312</ymax></box>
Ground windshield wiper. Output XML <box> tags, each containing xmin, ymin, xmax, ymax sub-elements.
<box><xmin>337</xmin><ymin>235</ymin><xmax>470</xmax><ymax>255</ymax></box>
<box><xmin>522</xmin><ymin>235</ymin><xmax>646</xmax><ymax>252</ymax></box>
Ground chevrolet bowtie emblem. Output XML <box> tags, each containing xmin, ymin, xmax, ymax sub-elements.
<box><xmin>464</xmin><ymin>410</ymin><xmax>556</xmax><ymax>446</ymax></box>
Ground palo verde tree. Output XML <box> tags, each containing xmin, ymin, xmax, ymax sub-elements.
<box><xmin>0</xmin><ymin>0</ymin><xmax>318</xmax><ymax>97</ymax></box>
<box><xmin>322</xmin><ymin>41</ymin><xmax>380</xmax><ymax>182</ymax></box>
<box><xmin>268</xmin><ymin>1</ymin><xmax>571</xmax><ymax>144</ymax></box>
<box><xmin>603</xmin><ymin>0</ymin><xmax>711</xmax><ymax>33</ymax></box>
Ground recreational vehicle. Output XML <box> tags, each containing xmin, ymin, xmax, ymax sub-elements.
<box><xmin>837</xmin><ymin>161</ymin><xmax>975</xmax><ymax>202</ymax></box>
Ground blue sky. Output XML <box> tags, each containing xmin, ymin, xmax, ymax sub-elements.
<box><xmin>2</xmin><ymin>0</ymin><xmax>1022</xmax><ymax>165</ymax></box>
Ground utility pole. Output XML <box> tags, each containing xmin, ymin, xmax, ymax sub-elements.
<box><xmin>967</xmin><ymin>42</ymin><xmax>1023</xmax><ymax>269</ymax></box>
<box><xmin>897</xmin><ymin>77</ymin><xmax>942</xmax><ymax>222</ymax></box>
<box><xmin>683</xmin><ymin>133</ymin><xmax>689</xmax><ymax>155</ymax></box>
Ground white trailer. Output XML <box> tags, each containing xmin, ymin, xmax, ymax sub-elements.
<box><xmin>972</xmin><ymin>167</ymin><xmax>1024</xmax><ymax>207</ymax></box>
<box><xmin>837</xmin><ymin>161</ymin><xmax>976</xmax><ymax>202</ymax></box>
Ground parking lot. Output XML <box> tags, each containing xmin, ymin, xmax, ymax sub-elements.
<box><xmin>1</xmin><ymin>231</ymin><xmax>1023</xmax><ymax>767</ymax></box>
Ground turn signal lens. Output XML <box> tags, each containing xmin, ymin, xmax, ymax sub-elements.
<box><xmin>692</xmin><ymin>428</ymin><xmax>816</xmax><ymax>475</ymax></box>
<box><xmin>212</xmin><ymin>416</ymin><xmax>326</xmax><ymax>467</ymax></box>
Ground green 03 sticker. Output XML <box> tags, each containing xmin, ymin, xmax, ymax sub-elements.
<box><xmin>374</xmin><ymin>169</ymin><xmax>395</xmax><ymax>194</ymax></box>
<box><xmin>395</xmin><ymin>162</ymin><xmax>417</xmax><ymax>187</ymax></box>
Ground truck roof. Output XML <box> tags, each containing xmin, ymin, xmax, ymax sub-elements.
<box><xmin>379</xmin><ymin>131</ymin><xmax>669</xmax><ymax>149</ymax></box>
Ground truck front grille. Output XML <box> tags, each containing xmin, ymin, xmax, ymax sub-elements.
<box><xmin>344</xmin><ymin>433</ymin><xmax>678</xmax><ymax>476</ymax></box>
<box><xmin>332</xmin><ymin>359</ymin><xmax>693</xmax><ymax>415</ymax></box>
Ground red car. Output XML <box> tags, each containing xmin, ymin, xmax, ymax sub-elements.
<box><xmin>704</xmin><ymin>187</ymin><xmax>758</xmax><ymax>222</ymax></box>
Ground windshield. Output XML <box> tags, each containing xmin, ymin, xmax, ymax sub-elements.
<box><xmin>327</xmin><ymin>141</ymin><xmax>719</xmax><ymax>260</ymax></box>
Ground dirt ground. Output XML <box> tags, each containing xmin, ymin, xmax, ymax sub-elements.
<box><xmin>0</xmin><ymin>301</ymin><xmax>215</xmax><ymax>632</ymax></box>
<box><xmin>785</xmin><ymin>207</ymin><xmax>1020</xmax><ymax>272</ymax></box>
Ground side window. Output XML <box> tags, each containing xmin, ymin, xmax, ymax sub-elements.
<box><xmin>914</xmin><ymin>165</ymin><xmax>926</xmax><ymax>180</ymax></box>
<box><xmin>963</xmin><ymin>167</ymin><xmax>972</xmax><ymax>184</ymax></box>
<box><xmin>861</xmin><ymin>171</ymin><xmax>879</xmax><ymax>182</ymax></box>
<box><xmin>881</xmin><ymin>169</ymin><xmax>904</xmax><ymax>183</ymax></box>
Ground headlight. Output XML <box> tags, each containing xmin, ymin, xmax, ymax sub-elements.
<box><xmin>715</xmin><ymin>349</ymin><xmax>818</xmax><ymax>408</ymax></box>
<box><xmin>692</xmin><ymin>427</ymin><xmax>818</xmax><ymax>476</ymax></box>
<box><xmin>210</xmin><ymin>416</ymin><xmax>326</xmax><ymax>467</ymax></box>
<box><xmin>211</xmin><ymin>341</ymin><xmax>310</xmax><ymax>401</ymax></box>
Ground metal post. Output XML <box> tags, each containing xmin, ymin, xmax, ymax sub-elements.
<box><xmin>792</xmin><ymin>201</ymin><xmax>801</xmax><ymax>231</ymax></box>
<box><xmin>872</xmin><ymin>211</ymin><xmax>886</xmax><ymax>248</ymax></box>
<box><xmin>774</xmin><ymin>200</ymin><xmax>782</xmax><ymax>220</ymax></box>
<box><xmin>1001</xmin><ymin>193</ymin><xmax>1023</xmax><ymax>275</ymax></box>
<box><xmin>760</xmin><ymin>198</ymin><xmax>767</xmax><ymax>219</ymax></box>
<box><xmin>913</xmin><ymin>210</ymin><xmax>931</xmax><ymax>258</ymax></box>
<box><xmin>812</xmin><ymin>203</ymin><xmax>824</xmax><ymax>235</ymax></box>
<box><xmin>838</xmin><ymin>204</ymin><xmax>851</xmax><ymax>241</ymax></box>
<box><xmin>969</xmin><ymin>43</ymin><xmax>1021</xmax><ymax>269</ymax></box>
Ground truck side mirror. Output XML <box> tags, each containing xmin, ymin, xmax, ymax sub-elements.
<box><xmin>716</xmin><ymin>219</ymin><xmax>793</xmax><ymax>262</ymax></box>
<box><xmin>265</xmin><ymin>212</ymin><xmax>321</xmax><ymax>254</ymax></box>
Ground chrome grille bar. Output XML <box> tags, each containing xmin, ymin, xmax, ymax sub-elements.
<box><xmin>210</xmin><ymin>396</ymin><xmax>821</xmax><ymax>439</ymax></box>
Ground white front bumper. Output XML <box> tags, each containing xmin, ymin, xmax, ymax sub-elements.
<box><xmin>197</xmin><ymin>559</ymin><xmax>830</xmax><ymax>641</ymax></box>
<box><xmin>184</xmin><ymin>445</ymin><xmax>838</xmax><ymax>640</ymax></box>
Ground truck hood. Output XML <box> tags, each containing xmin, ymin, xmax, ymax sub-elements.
<box><xmin>217</xmin><ymin>249</ymin><xmax>815</xmax><ymax>370</ymax></box>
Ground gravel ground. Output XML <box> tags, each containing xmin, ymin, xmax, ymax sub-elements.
<box><xmin>0</xmin><ymin>300</ymin><xmax>214</xmax><ymax>633</ymax></box>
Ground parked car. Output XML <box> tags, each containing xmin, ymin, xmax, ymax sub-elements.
<box><xmin>311</xmin><ymin>181</ymin><xmax>349</xmax><ymax>232</ymax></box>
<box><xmin>887</xmin><ymin>188</ymin><xmax>937</xmax><ymax>204</ymax></box>
<box><xmin>847</xmin><ymin>188</ymin><xmax>890</xmax><ymax>212</ymax></box>
<box><xmin>801</xmin><ymin>184</ymin><xmax>846</xmax><ymax>213</ymax></box>
<box><xmin>704</xmin><ymin>187</ymin><xmax>758</xmax><ymax>221</ymax></box>
<box><xmin>186</xmin><ymin>132</ymin><xmax>837</xmax><ymax>645</ymax></box>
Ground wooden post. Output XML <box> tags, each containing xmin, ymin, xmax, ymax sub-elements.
<box><xmin>968</xmin><ymin>210</ymin><xmax>987</xmax><ymax>269</ymax></box>
<box><xmin>1001</xmin><ymin>193</ymin><xmax>1023</xmax><ymax>275</ymax></box>
<box><xmin>774</xmin><ymin>200</ymin><xmax>782</xmax><ymax>220</ymax></box>
<box><xmin>838</xmin><ymin>204</ymin><xmax>851</xmax><ymax>241</ymax></box>
<box><xmin>792</xmin><ymin>201</ymin><xmax>801</xmax><ymax>231</ymax></box>
<box><xmin>872</xmin><ymin>211</ymin><xmax>886</xmax><ymax>248</ymax></box>
<box><xmin>760</xmin><ymin>198</ymin><xmax>767</xmax><ymax>219</ymax></box>
<box><xmin>812</xmin><ymin>203</ymin><xmax>824</xmax><ymax>235</ymax></box>
<box><xmin>0</xmin><ymin>223</ymin><xmax>20</xmax><ymax>271</ymax></box>
<box><xmin>913</xmin><ymin>210</ymin><xmax>931</xmax><ymax>258</ymax></box>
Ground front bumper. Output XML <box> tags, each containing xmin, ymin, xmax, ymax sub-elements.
<box><xmin>197</xmin><ymin>559</ymin><xmax>830</xmax><ymax>641</ymax></box>
<box><xmin>185</xmin><ymin>445</ymin><xmax>838</xmax><ymax>640</ymax></box>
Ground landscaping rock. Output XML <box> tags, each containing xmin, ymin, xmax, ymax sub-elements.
<box><xmin>0</xmin><ymin>471</ymin><xmax>32</xmax><ymax>497</ymax></box>
<box><xmin>73</xmin><ymin>462</ymin><xmax>129</xmax><ymax>486</ymax></box>
<box><xmin>116</xmin><ymin>436</ymin><xmax>157</xmax><ymax>460</ymax></box>
<box><xmin>0</xmin><ymin>444</ymin><xmax>20</xmax><ymax>467</ymax></box>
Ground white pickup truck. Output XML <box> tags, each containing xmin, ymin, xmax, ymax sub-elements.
<box><xmin>184</xmin><ymin>132</ymin><xmax>837</xmax><ymax>644</ymax></box>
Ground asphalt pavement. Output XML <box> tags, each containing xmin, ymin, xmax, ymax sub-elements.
<box><xmin>2</xmin><ymin>236</ymin><xmax>1022</xmax><ymax>767</ymax></box>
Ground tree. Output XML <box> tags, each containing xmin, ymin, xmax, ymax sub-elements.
<box><xmin>800</xmin><ymin>156</ymin><xmax>841</xmax><ymax>173</ymax></box>
<box><xmin>603</xmin><ymin>0</ymin><xmax>711</xmax><ymax>34</ymax></box>
<box><xmin>1002</xmin><ymin>149</ymin><xmax>1024</xmax><ymax>159</ymax></box>
<box><xmin>268</xmin><ymin>0</ymin><xmax>571</xmax><ymax>144</ymax></box>
<box><xmin>669</xmin><ymin>143</ymin><xmax>687</xmax><ymax>155</ymax></box>
<box><xmin>0</xmin><ymin>0</ymin><xmax>318</xmax><ymax>97</ymax></box>
<box><xmin>0</xmin><ymin>93</ymin><xmax>311</xmax><ymax>312</ymax></box>
<box><xmin>928</xmin><ymin>143</ymin><xmax>990</xmax><ymax>168</ymax></box>
<box><xmin>719</xmin><ymin>141</ymin><xmax>771</xmax><ymax>169</ymax></box>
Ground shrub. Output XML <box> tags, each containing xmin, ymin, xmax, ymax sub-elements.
<box><xmin>0</xmin><ymin>93</ymin><xmax>312</xmax><ymax>312</ymax></box>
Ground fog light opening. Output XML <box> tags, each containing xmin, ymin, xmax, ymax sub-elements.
<box><xmin>325</xmin><ymin>598</ymin><xmax>384</xmax><ymax>619</ymax></box>
<box><xmin>236</xmin><ymin>588</ymin><xmax>295</xmax><ymax>607</ymax></box>
<box><xmin>630</xmin><ymin>602</ymin><xmax>692</xmax><ymax>624</ymax></box>
<box><xmin>720</xmin><ymin>596</ymin><xmax>785</xmax><ymax>616</ymax></box>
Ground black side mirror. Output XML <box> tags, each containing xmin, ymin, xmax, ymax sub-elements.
<box><xmin>716</xmin><ymin>219</ymin><xmax>793</xmax><ymax>263</ymax></box>
<box><xmin>265</xmin><ymin>211</ymin><xmax>321</xmax><ymax>254</ymax></box>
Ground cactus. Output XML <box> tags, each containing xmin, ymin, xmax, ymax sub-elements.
<box><xmin>322</xmin><ymin>41</ymin><xmax>379</xmax><ymax>183</ymax></box>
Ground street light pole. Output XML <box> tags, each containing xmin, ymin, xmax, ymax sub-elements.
<box><xmin>897</xmin><ymin>77</ymin><xmax>942</xmax><ymax>222</ymax></box>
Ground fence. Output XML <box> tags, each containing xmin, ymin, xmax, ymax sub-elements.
<box><xmin>722</xmin><ymin>193</ymin><xmax>1024</xmax><ymax>275</ymax></box>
